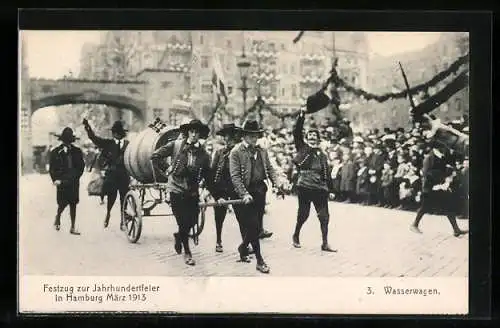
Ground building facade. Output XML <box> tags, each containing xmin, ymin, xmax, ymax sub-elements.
<box><xmin>80</xmin><ymin>31</ymin><xmax>370</xmax><ymax>128</ymax></box>
<box><xmin>363</xmin><ymin>32</ymin><xmax>469</xmax><ymax>129</ymax></box>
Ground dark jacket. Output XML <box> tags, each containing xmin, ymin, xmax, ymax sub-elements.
<box><xmin>356</xmin><ymin>166</ymin><xmax>370</xmax><ymax>195</ymax></box>
<box><xmin>292</xmin><ymin>112</ymin><xmax>333</xmax><ymax>192</ymax></box>
<box><xmin>151</xmin><ymin>139</ymin><xmax>215</xmax><ymax>196</ymax></box>
<box><xmin>84</xmin><ymin>126</ymin><xmax>130</xmax><ymax>176</ymax></box>
<box><xmin>49</xmin><ymin>144</ymin><xmax>85</xmax><ymax>205</ymax></box>
<box><xmin>421</xmin><ymin>150</ymin><xmax>448</xmax><ymax>193</ymax></box>
<box><xmin>339</xmin><ymin>160</ymin><xmax>357</xmax><ymax>192</ymax></box>
<box><xmin>210</xmin><ymin>146</ymin><xmax>237</xmax><ymax>198</ymax></box>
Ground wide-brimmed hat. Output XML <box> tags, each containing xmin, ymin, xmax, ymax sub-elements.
<box><xmin>180</xmin><ymin>119</ymin><xmax>210</xmax><ymax>139</ymax></box>
<box><xmin>216</xmin><ymin>123</ymin><xmax>242</xmax><ymax>137</ymax></box>
<box><xmin>56</xmin><ymin>127</ymin><xmax>79</xmax><ymax>143</ymax></box>
<box><xmin>305</xmin><ymin>90</ymin><xmax>331</xmax><ymax>114</ymax></box>
<box><xmin>110</xmin><ymin>121</ymin><xmax>128</xmax><ymax>136</ymax></box>
<box><xmin>241</xmin><ymin>119</ymin><xmax>265</xmax><ymax>134</ymax></box>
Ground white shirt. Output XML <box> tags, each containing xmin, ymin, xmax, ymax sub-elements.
<box><xmin>114</xmin><ymin>139</ymin><xmax>123</xmax><ymax>149</ymax></box>
<box><xmin>432</xmin><ymin>148</ymin><xmax>444</xmax><ymax>158</ymax></box>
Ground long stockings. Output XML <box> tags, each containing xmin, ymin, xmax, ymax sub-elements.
<box><xmin>106</xmin><ymin>186</ymin><xmax>128</xmax><ymax>222</ymax></box>
<box><xmin>55</xmin><ymin>203</ymin><xmax>77</xmax><ymax>229</ymax></box>
<box><xmin>413</xmin><ymin>207</ymin><xmax>461</xmax><ymax>234</ymax></box>
<box><xmin>214</xmin><ymin>206</ymin><xmax>245</xmax><ymax>244</ymax></box>
<box><xmin>294</xmin><ymin>187</ymin><xmax>330</xmax><ymax>245</ymax></box>
<box><xmin>232</xmin><ymin>186</ymin><xmax>267</xmax><ymax>264</ymax></box>
<box><xmin>170</xmin><ymin>192</ymin><xmax>200</xmax><ymax>257</ymax></box>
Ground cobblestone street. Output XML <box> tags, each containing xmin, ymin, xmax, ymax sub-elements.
<box><xmin>19</xmin><ymin>173</ymin><xmax>469</xmax><ymax>277</ymax></box>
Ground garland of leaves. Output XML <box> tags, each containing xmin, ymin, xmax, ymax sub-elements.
<box><xmin>241</xmin><ymin>52</ymin><xmax>469</xmax><ymax>120</ymax></box>
<box><xmin>335</xmin><ymin>53</ymin><xmax>469</xmax><ymax>102</ymax></box>
<box><xmin>207</xmin><ymin>52</ymin><xmax>468</xmax><ymax>125</ymax></box>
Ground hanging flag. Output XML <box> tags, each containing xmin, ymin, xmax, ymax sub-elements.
<box><xmin>211</xmin><ymin>53</ymin><xmax>229</xmax><ymax>105</ymax></box>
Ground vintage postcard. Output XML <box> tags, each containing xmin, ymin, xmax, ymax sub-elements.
<box><xmin>19</xmin><ymin>29</ymin><xmax>470</xmax><ymax>314</ymax></box>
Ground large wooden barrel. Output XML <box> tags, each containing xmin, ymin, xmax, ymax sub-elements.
<box><xmin>124</xmin><ymin>126</ymin><xmax>180</xmax><ymax>184</ymax></box>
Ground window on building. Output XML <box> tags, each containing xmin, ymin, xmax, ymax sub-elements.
<box><xmin>281</xmin><ymin>88</ymin><xmax>285</xmax><ymax>97</ymax></box>
<box><xmin>291</xmin><ymin>64</ymin><xmax>295</xmax><ymax>74</ymax></box>
<box><xmin>201</xmin><ymin>84</ymin><xmax>212</xmax><ymax>94</ymax></box>
<box><xmin>281</xmin><ymin>43</ymin><xmax>285</xmax><ymax>51</ymax></box>
<box><xmin>268</xmin><ymin>84</ymin><xmax>277</xmax><ymax>96</ymax></box>
<box><xmin>268</xmin><ymin>42</ymin><xmax>276</xmax><ymax>52</ymax></box>
<box><xmin>226</xmin><ymin>40</ymin><xmax>232</xmax><ymax>49</ymax></box>
<box><xmin>153</xmin><ymin>108</ymin><xmax>163</xmax><ymax>119</ymax></box>
<box><xmin>201</xmin><ymin>56</ymin><xmax>209</xmax><ymax>68</ymax></box>
<box><xmin>200</xmin><ymin>35</ymin><xmax>204</xmax><ymax>45</ymax></box>
<box><xmin>292</xmin><ymin>85</ymin><xmax>297</xmax><ymax>97</ymax></box>
<box><xmin>282</xmin><ymin>63</ymin><xmax>288</xmax><ymax>74</ymax></box>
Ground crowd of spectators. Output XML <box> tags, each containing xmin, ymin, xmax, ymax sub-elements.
<box><xmin>76</xmin><ymin>113</ymin><xmax>469</xmax><ymax>218</ymax></box>
<box><xmin>206</xmin><ymin>114</ymin><xmax>469</xmax><ymax>218</ymax></box>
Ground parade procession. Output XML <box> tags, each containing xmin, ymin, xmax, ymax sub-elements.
<box><xmin>20</xmin><ymin>30</ymin><xmax>470</xmax><ymax>278</ymax></box>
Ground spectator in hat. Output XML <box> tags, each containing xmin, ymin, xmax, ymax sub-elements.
<box><xmin>49</xmin><ymin>127</ymin><xmax>85</xmax><ymax>235</ymax></box>
<box><xmin>339</xmin><ymin>152</ymin><xmax>357</xmax><ymax>203</ymax></box>
<box><xmin>380</xmin><ymin>162</ymin><xmax>396</xmax><ymax>208</ymax></box>
<box><xmin>356</xmin><ymin>158</ymin><xmax>370</xmax><ymax>205</ymax></box>
<box><xmin>83</xmin><ymin>119</ymin><xmax>130</xmax><ymax>230</ymax></box>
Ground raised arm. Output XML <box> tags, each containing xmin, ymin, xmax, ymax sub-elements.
<box><xmin>82</xmin><ymin>119</ymin><xmax>108</xmax><ymax>149</ymax></box>
<box><xmin>293</xmin><ymin>110</ymin><xmax>306</xmax><ymax>149</ymax></box>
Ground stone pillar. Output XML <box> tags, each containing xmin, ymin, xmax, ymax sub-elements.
<box><xmin>20</xmin><ymin>36</ymin><xmax>33</xmax><ymax>174</ymax></box>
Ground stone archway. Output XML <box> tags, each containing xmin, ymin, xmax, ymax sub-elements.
<box><xmin>21</xmin><ymin>78</ymin><xmax>148</xmax><ymax>174</ymax></box>
<box><xmin>20</xmin><ymin>70</ymin><xmax>194</xmax><ymax>174</ymax></box>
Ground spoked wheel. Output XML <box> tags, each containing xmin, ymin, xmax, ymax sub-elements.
<box><xmin>122</xmin><ymin>190</ymin><xmax>143</xmax><ymax>243</ymax></box>
<box><xmin>188</xmin><ymin>206</ymin><xmax>206</xmax><ymax>246</ymax></box>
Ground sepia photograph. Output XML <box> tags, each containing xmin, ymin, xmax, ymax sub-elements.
<box><xmin>19</xmin><ymin>29</ymin><xmax>470</xmax><ymax>314</ymax></box>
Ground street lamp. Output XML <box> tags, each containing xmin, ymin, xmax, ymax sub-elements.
<box><xmin>237</xmin><ymin>46</ymin><xmax>251</xmax><ymax>116</ymax></box>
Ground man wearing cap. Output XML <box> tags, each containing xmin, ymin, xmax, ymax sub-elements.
<box><xmin>49</xmin><ymin>127</ymin><xmax>85</xmax><ymax>235</ymax></box>
<box><xmin>210</xmin><ymin>123</ymin><xmax>244</xmax><ymax>253</ymax></box>
<box><xmin>229</xmin><ymin>119</ymin><xmax>281</xmax><ymax>274</ymax></box>
<box><xmin>151</xmin><ymin>119</ymin><xmax>215</xmax><ymax>266</ymax></box>
<box><xmin>291</xmin><ymin>107</ymin><xmax>337</xmax><ymax>252</ymax></box>
<box><xmin>83</xmin><ymin>119</ymin><xmax>130</xmax><ymax>229</ymax></box>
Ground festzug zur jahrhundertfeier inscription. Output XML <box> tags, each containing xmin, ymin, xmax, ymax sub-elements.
<box><xmin>42</xmin><ymin>283</ymin><xmax>161</xmax><ymax>304</ymax></box>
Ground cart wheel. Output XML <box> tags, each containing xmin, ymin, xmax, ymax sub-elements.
<box><xmin>188</xmin><ymin>206</ymin><xmax>206</xmax><ymax>245</ymax></box>
<box><xmin>122</xmin><ymin>190</ymin><xmax>143</xmax><ymax>243</ymax></box>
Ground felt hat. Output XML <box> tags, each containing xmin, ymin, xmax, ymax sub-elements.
<box><xmin>180</xmin><ymin>119</ymin><xmax>210</xmax><ymax>139</ymax></box>
<box><xmin>55</xmin><ymin>127</ymin><xmax>79</xmax><ymax>143</ymax></box>
<box><xmin>241</xmin><ymin>119</ymin><xmax>265</xmax><ymax>134</ymax></box>
<box><xmin>216</xmin><ymin>123</ymin><xmax>241</xmax><ymax>137</ymax></box>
